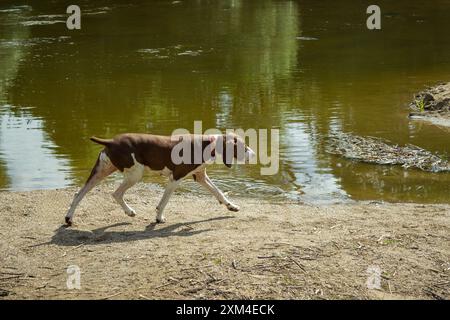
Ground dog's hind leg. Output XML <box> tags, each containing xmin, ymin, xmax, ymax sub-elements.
<box><xmin>65</xmin><ymin>152</ymin><xmax>117</xmax><ymax>226</ymax></box>
<box><xmin>112</xmin><ymin>154</ymin><xmax>144</xmax><ymax>217</ymax></box>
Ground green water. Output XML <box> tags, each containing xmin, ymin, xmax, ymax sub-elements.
<box><xmin>0</xmin><ymin>0</ymin><xmax>449</xmax><ymax>203</ymax></box>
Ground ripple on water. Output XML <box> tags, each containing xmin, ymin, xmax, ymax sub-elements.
<box><xmin>0</xmin><ymin>5</ymin><xmax>32</xmax><ymax>14</ymax></box>
<box><xmin>84</xmin><ymin>7</ymin><xmax>112</xmax><ymax>16</ymax></box>
<box><xmin>20</xmin><ymin>20</ymin><xmax>65</xmax><ymax>26</ymax></box>
<box><xmin>137</xmin><ymin>46</ymin><xmax>211</xmax><ymax>59</ymax></box>
<box><xmin>16</xmin><ymin>5</ymin><xmax>112</xmax><ymax>27</ymax></box>
<box><xmin>296</xmin><ymin>36</ymin><xmax>319</xmax><ymax>41</ymax></box>
<box><xmin>0</xmin><ymin>36</ymin><xmax>71</xmax><ymax>49</ymax></box>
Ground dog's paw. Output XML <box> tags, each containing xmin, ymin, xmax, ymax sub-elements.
<box><xmin>65</xmin><ymin>216</ymin><xmax>73</xmax><ymax>226</ymax></box>
<box><xmin>125</xmin><ymin>208</ymin><xmax>136</xmax><ymax>217</ymax></box>
<box><xmin>226</xmin><ymin>203</ymin><xmax>240</xmax><ymax>212</ymax></box>
<box><xmin>156</xmin><ymin>216</ymin><xmax>166</xmax><ymax>224</ymax></box>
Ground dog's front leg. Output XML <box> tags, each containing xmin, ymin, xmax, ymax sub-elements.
<box><xmin>155</xmin><ymin>178</ymin><xmax>180</xmax><ymax>223</ymax></box>
<box><xmin>195</xmin><ymin>170</ymin><xmax>239</xmax><ymax>212</ymax></box>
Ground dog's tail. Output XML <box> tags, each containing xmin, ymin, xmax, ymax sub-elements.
<box><xmin>90</xmin><ymin>136</ymin><xmax>113</xmax><ymax>146</ymax></box>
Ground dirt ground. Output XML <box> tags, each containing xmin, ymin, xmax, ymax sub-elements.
<box><xmin>0</xmin><ymin>183</ymin><xmax>449</xmax><ymax>300</ymax></box>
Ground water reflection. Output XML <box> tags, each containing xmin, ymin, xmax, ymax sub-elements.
<box><xmin>0</xmin><ymin>0</ymin><xmax>449</xmax><ymax>204</ymax></box>
<box><xmin>0</xmin><ymin>5</ymin><xmax>31</xmax><ymax>188</ymax></box>
<box><xmin>283</xmin><ymin>121</ymin><xmax>348</xmax><ymax>203</ymax></box>
<box><xmin>0</xmin><ymin>107</ymin><xmax>71</xmax><ymax>190</ymax></box>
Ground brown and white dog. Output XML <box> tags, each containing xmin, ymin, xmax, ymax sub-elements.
<box><xmin>64</xmin><ymin>133</ymin><xmax>256</xmax><ymax>226</ymax></box>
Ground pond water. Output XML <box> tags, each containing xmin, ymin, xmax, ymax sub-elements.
<box><xmin>1</xmin><ymin>0</ymin><xmax>449</xmax><ymax>203</ymax></box>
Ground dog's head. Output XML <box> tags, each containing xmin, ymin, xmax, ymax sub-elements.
<box><xmin>209</xmin><ymin>133</ymin><xmax>256</xmax><ymax>168</ymax></box>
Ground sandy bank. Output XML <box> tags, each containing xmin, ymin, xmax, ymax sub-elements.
<box><xmin>0</xmin><ymin>184</ymin><xmax>449</xmax><ymax>299</ymax></box>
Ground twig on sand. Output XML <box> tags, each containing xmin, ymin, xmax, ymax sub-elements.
<box><xmin>39</xmin><ymin>266</ymin><xmax>54</xmax><ymax>270</ymax></box>
<box><xmin>0</xmin><ymin>271</ymin><xmax>25</xmax><ymax>276</ymax></box>
<box><xmin>36</xmin><ymin>282</ymin><xmax>48</xmax><ymax>290</ymax></box>
<box><xmin>248</xmin><ymin>274</ymin><xmax>276</xmax><ymax>279</ymax></box>
<box><xmin>0</xmin><ymin>274</ymin><xmax>34</xmax><ymax>281</ymax></box>
<box><xmin>1</xmin><ymin>267</ymin><xmax>18</xmax><ymax>271</ymax></box>
<box><xmin>263</xmin><ymin>242</ymin><xmax>295</xmax><ymax>248</ymax></box>
<box><xmin>182</xmin><ymin>287</ymin><xmax>203</xmax><ymax>294</ymax></box>
<box><xmin>181</xmin><ymin>264</ymin><xmax>214</xmax><ymax>271</ymax></box>
<box><xmin>99</xmin><ymin>292</ymin><xmax>121</xmax><ymax>300</ymax></box>
<box><xmin>0</xmin><ymin>275</ymin><xmax>22</xmax><ymax>281</ymax></box>
<box><xmin>154</xmin><ymin>277</ymin><xmax>180</xmax><ymax>289</ymax></box>
<box><xmin>288</xmin><ymin>257</ymin><xmax>307</xmax><ymax>273</ymax></box>
<box><xmin>298</xmin><ymin>256</ymin><xmax>316</xmax><ymax>261</ymax></box>
<box><xmin>434</xmin><ymin>280</ymin><xmax>450</xmax><ymax>288</ymax></box>
<box><xmin>423</xmin><ymin>287</ymin><xmax>445</xmax><ymax>300</ymax></box>
<box><xmin>154</xmin><ymin>282</ymin><xmax>174</xmax><ymax>289</ymax></box>
<box><xmin>377</xmin><ymin>234</ymin><xmax>389</xmax><ymax>243</ymax></box>
<box><xmin>201</xmin><ymin>271</ymin><xmax>218</xmax><ymax>282</ymax></box>
<box><xmin>210</xmin><ymin>278</ymin><xmax>227</xmax><ymax>285</ymax></box>
<box><xmin>331</xmin><ymin>241</ymin><xmax>340</xmax><ymax>249</ymax></box>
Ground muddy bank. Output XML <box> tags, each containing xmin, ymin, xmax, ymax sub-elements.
<box><xmin>0</xmin><ymin>184</ymin><xmax>449</xmax><ymax>300</ymax></box>
<box><xmin>409</xmin><ymin>82</ymin><xmax>450</xmax><ymax>127</ymax></box>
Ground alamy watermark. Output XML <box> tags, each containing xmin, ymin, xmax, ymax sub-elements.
<box><xmin>366</xmin><ymin>265</ymin><xmax>381</xmax><ymax>289</ymax></box>
<box><xmin>367</xmin><ymin>5</ymin><xmax>381</xmax><ymax>30</ymax></box>
<box><xmin>66</xmin><ymin>5</ymin><xmax>81</xmax><ymax>30</ymax></box>
<box><xmin>65</xmin><ymin>4</ymin><xmax>381</xmax><ymax>31</ymax></box>
<box><xmin>66</xmin><ymin>265</ymin><xmax>81</xmax><ymax>290</ymax></box>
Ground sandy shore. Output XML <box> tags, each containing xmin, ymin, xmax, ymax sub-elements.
<box><xmin>0</xmin><ymin>183</ymin><xmax>449</xmax><ymax>300</ymax></box>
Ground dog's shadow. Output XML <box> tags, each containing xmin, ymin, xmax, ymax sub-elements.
<box><xmin>51</xmin><ymin>216</ymin><xmax>233</xmax><ymax>247</ymax></box>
